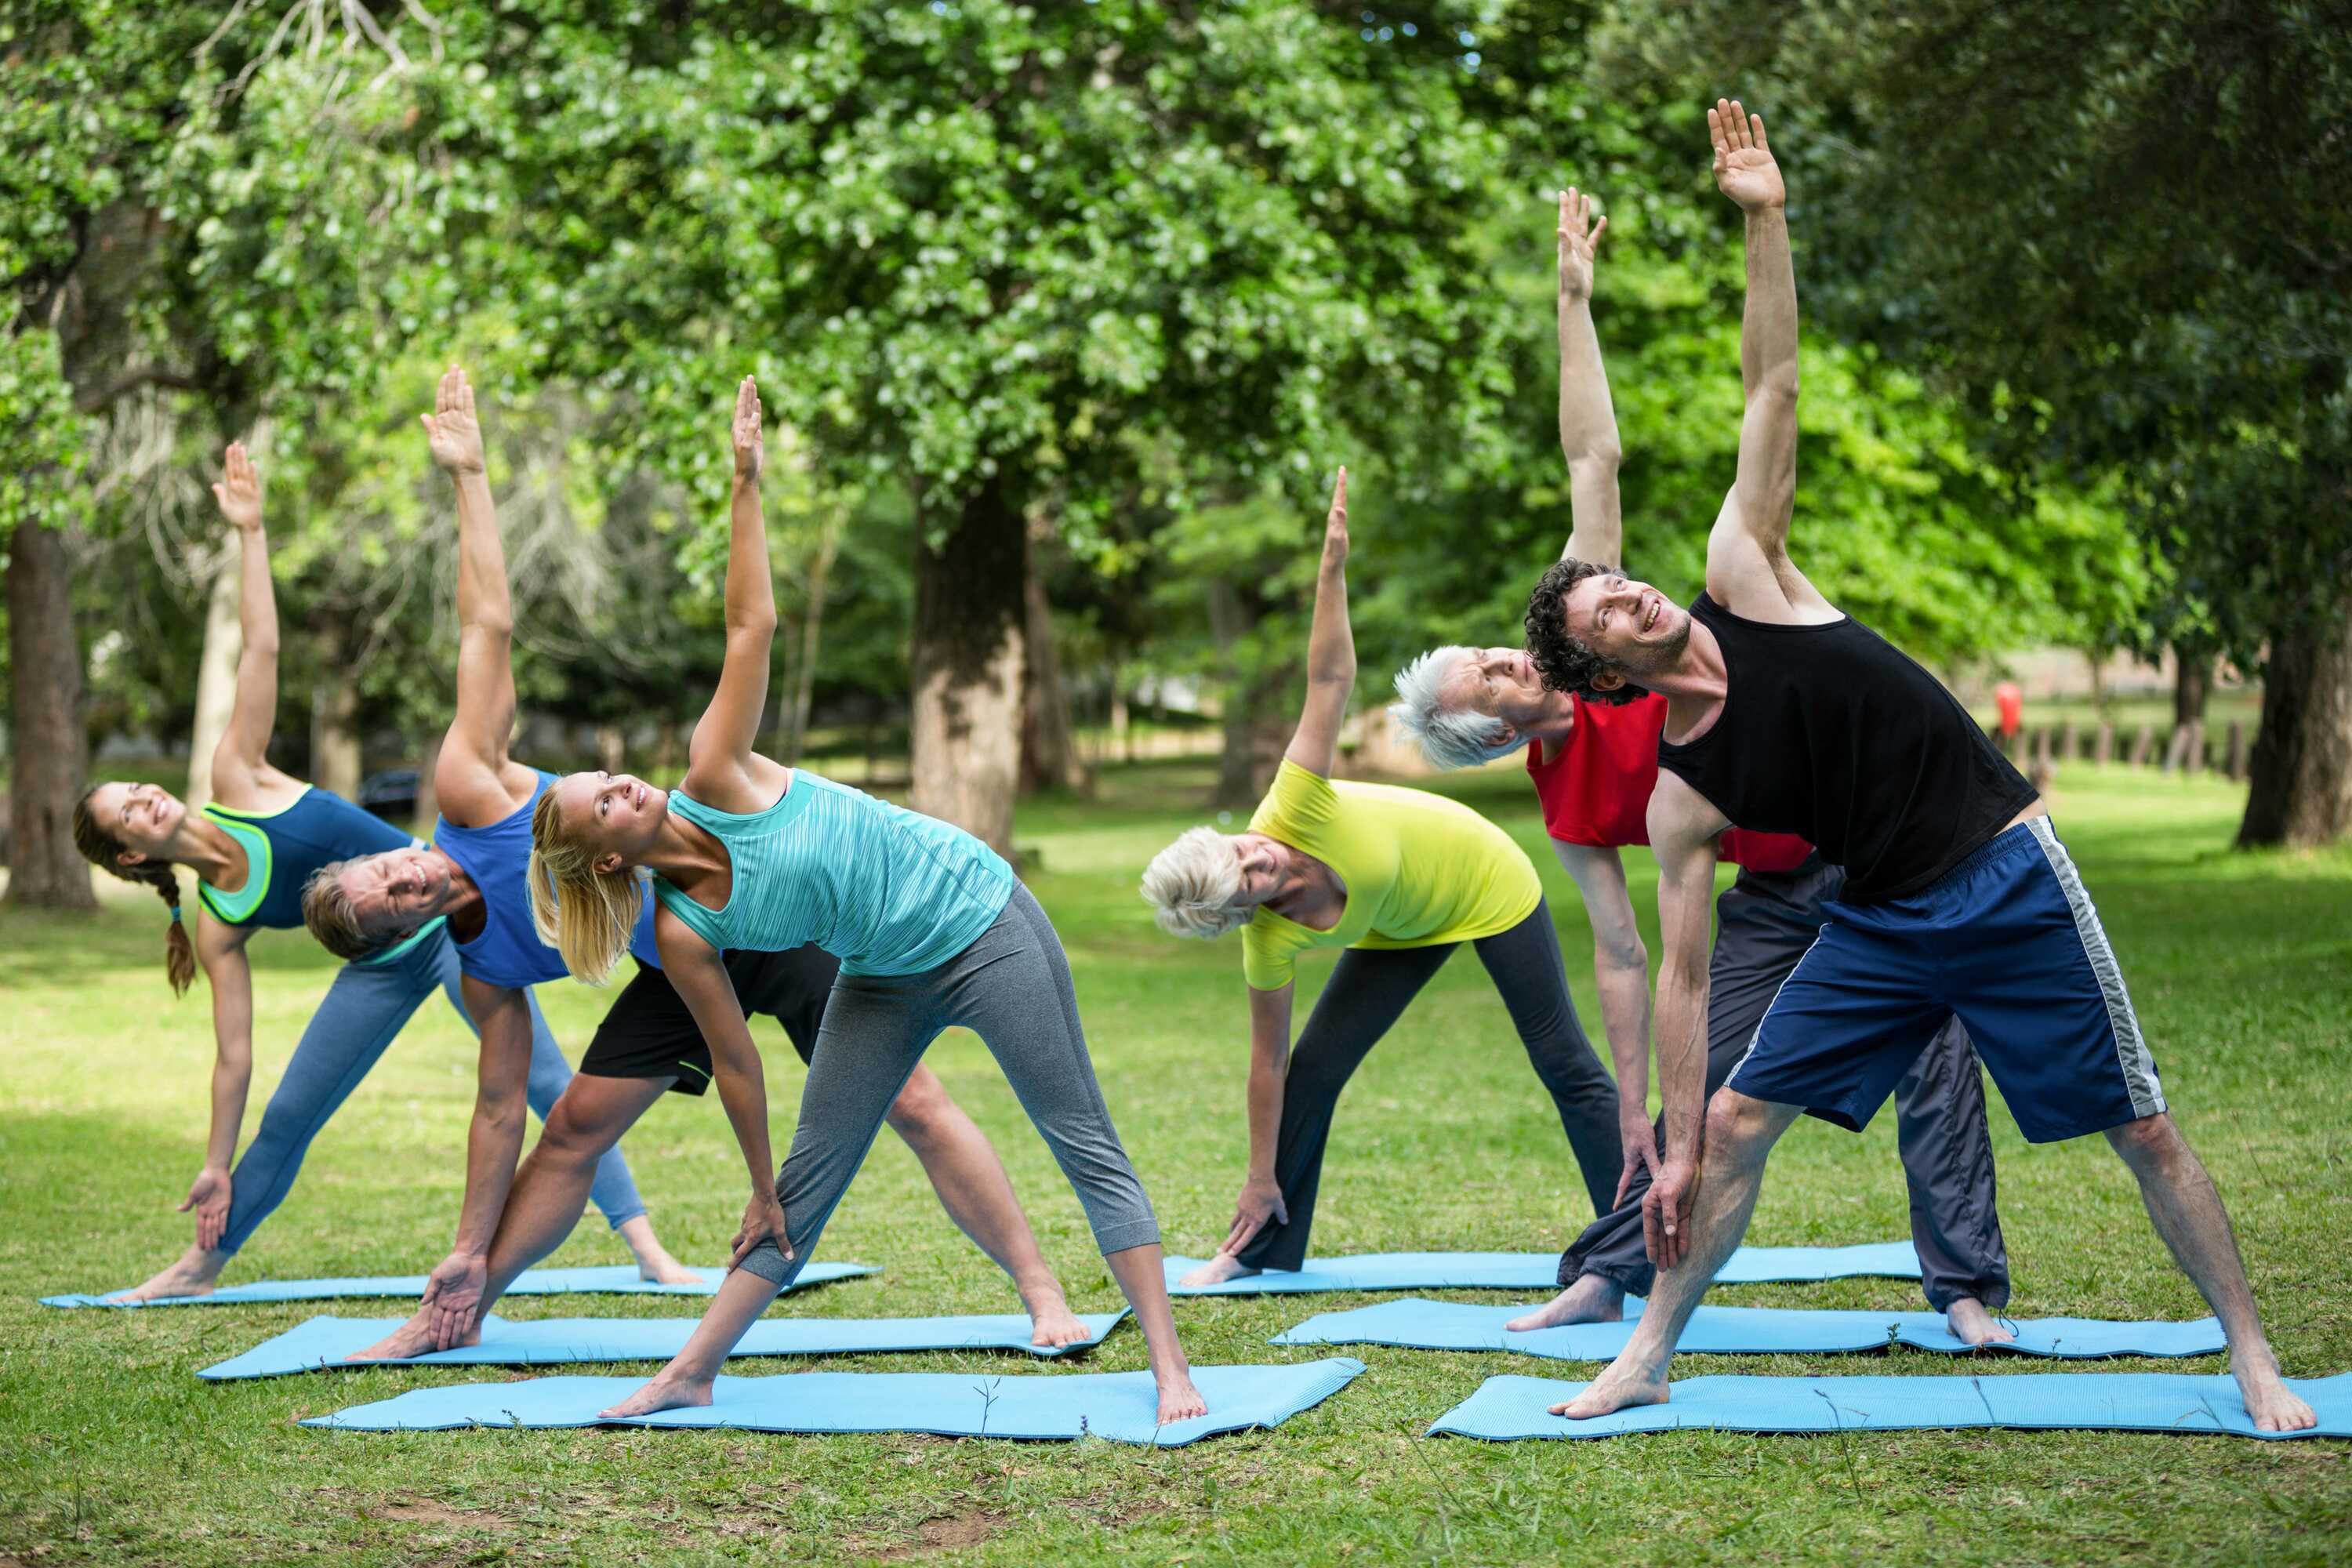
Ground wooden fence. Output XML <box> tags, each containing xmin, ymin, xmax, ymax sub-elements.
<box><xmin>1993</xmin><ymin>718</ymin><xmax>2252</xmax><ymax>782</ymax></box>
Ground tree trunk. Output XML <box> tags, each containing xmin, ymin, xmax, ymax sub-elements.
<box><xmin>909</xmin><ymin>481</ymin><xmax>1025</xmax><ymax>851</ymax></box>
<box><xmin>411</xmin><ymin>731</ymin><xmax>442</xmax><ymax>840</ymax></box>
<box><xmin>784</xmin><ymin>530</ymin><xmax>836</xmax><ymax>767</ymax></box>
<box><xmin>5</xmin><ymin>521</ymin><xmax>98</xmax><ymax>908</ymax></box>
<box><xmin>2238</xmin><ymin>604</ymin><xmax>2352</xmax><ymax>848</ymax></box>
<box><xmin>1019</xmin><ymin>543</ymin><xmax>1091</xmax><ymax>797</ymax></box>
<box><xmin>184</xmin><ymin>546</ymin><xmax>242</xmax><ymax>811</ymax></box>
<box><xmin>310</xmin><ymin>659</ymin><xmax>363</xmax><ymax>801</ymax></box>
<box><xmin>1207</xmin><ymin>576</ymin><xmax>1286</xmax><ymax>810</ymax></box>
<box><xmin>2173</xmin><ymin>646</ymin><xmax>2212</xmax><ymax>728</ymax></box>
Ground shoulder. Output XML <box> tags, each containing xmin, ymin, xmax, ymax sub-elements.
<box><xmin>1646</xmin><ymin>769</ymin><xmax>1730</xmax><ymax>851</ymax></box>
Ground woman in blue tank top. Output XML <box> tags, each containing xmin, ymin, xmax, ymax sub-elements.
<box><xmin>70</xmin><ymin>446</ymin><xmax>681</xmax><ymax>1303</ymax></box>
<box><xmin>530</xmin><ymin>380</ymin><xmax>1204</xmax><ymax>1425</ymax></box>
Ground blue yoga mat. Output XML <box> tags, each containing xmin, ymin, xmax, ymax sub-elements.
<box><xmin>1428</xmin><ymin>1371</ymin><xmax>2352</xmax><ymax>1442</ymax></box>
<box><xmin>42</xmin><ymin>1261</ymin><xmax>873</xmax><ymax>1309</ymax></box>
<box><xmin>202</xmin><ymin>1309</ymin><xmax>1128</xmax><ymax>1380</ymax></box>
<box><xmin>302</xmin><ymin>1357</ymin><xmax>1368</xmax><ymax>1446</ymax></box>
<box><xmin>1272</xmin><ymin>1298</ymin><xmax>2228</xmax><ymax>1361</ymax></box>
<box><xmin>1163</xmin><ymin>1243</ymin><xmax>1920</xmax><ymax>1296</ymax></box>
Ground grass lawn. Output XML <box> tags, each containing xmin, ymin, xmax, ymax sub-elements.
<box><xmin>2</xmin><ymin>761</ymin><xmax>2347</xmax><ymax>1565</ymax></box>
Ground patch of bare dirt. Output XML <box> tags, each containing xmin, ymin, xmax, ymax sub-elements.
<box><xmin>370</xmin><ymin>1497</ymin><xmax>514</xmax><ymax>1531</ymax></box>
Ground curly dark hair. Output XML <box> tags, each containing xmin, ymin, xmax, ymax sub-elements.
<box><xmin>1523</xmin><ymin>557</ymin><xmax>1647</xmax><ymax>704</ymax></box>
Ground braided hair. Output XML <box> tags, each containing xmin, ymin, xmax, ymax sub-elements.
<box><xmin>72</xmin><ymin>787</ymin><xmax>197</xmax><ymax>996</ymax></box>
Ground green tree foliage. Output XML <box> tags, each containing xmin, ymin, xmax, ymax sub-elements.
<box><xmin>1592</xmin><ymin>0</ymin><xmax>2352</xmax><ymax>844</ymax></box>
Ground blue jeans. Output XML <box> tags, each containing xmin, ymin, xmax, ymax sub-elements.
<box><xmin>219</xmin><ymin>923</ymin><xmax>647</xmax><ymax>1255</ymax></box>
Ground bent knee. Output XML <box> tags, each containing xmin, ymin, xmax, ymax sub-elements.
<box><xmin>538</xmin><ymin>1082</ymin><xmax>637</xmax><ymax>1161</ymax></box>
<box><xmin>883</xmin><ymin>1066</ymin><xmax>963</xmax><ymax>1148</ymax></box>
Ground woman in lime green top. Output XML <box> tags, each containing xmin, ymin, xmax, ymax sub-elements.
<box><xmin>1142</xmin><ymin>470</ymin><xmax>1621</xmax><ymax>1287</ymax></box>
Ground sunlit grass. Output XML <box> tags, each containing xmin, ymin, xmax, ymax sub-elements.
<box><xmin>2</xmin><ymin>762</ymin><xmax>2346</xmax><ymax>1565</ymax></box>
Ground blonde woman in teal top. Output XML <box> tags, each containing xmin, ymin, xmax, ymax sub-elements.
<box><xmin>531</xmin><ymin>379</ymin><xmax>1203</xmax><ymax>1425</ymax></box>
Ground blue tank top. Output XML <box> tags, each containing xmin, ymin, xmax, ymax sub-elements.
<box><xmin>652</xmin><ymin>770</ymin><xmax>1014</xmax><ymax>978</ymax></box>
<box><xmin>198</xmin><ymin>786</ymin><xmax>414</xmax><ymax>931</ymax></box>
<box><xmin>437</xmin><ymin>769</ymin><xmax>659</xmax><ymax>989</ymax></box>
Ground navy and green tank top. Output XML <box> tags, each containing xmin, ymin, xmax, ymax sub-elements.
<box><xmin>198</xmin><ymin>785</ymin><xmax>446</xmax><ymax>966</ymax></box>
<box><xmin>652</xmin><ymin>770</ymin><xmax>1014</xmax><ymax>978</ymax></box>
<box><xmin>436</xmin><ymin>769</ymin><xmax>660</xmax><ymax>989</ymax></box>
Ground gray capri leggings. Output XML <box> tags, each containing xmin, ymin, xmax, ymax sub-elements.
<box><xmin>220</xmin><ymin>923</ymin><xmax>647</xmax><ymax>1254</ymax></box>
<box><xmin>739</xmin><ymin>883</ymin><xmax>1158</xmax><ymax>1286</ymax></box>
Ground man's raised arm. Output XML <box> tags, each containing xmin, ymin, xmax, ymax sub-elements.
<box><xmin>1556</xmin><ymin>187</ymin><xmax>1624</xmax><ymax>568</ymax></box>
<box><xmin>423</xmin><ymin>365</ymin><xmax>531</xmax><ymax>824</ymax></box>
<box><xmin>1703</xmin><ymin>101</ymin><xmax>1818</xmax><ymax>617</ymax></box>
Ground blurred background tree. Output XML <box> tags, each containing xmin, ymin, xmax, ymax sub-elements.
<box><xmin>17</xmin><ymin>0</ymin><xmax>2325</xmax><ymax>910</ymax></box>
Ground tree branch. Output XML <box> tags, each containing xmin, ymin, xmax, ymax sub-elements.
<box><xmin>71</xmin><ymin>365</ymin><xmax>203</xmax><ymax>415</ymax></box>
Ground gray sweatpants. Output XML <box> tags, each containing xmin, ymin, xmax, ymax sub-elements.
<box><xmin>739</xmin><ymin>883</ymin><xmax>1159</xmax><ymax>1285</ymax></box>
<box><xmin>1557</xmin><ymin>855</ymin><xmax>2009</xmax><ymax>1311</ymax></box>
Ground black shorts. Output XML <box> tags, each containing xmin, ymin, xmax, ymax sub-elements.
<box><xmin>579</xmin><ymin>946</ymin><xmax>840</xmax><ymax>1096</ymax></box>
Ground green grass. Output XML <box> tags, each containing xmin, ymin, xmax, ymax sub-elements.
<box><xmin>2</xmin><ymin>762</ymin><xmax>2347</xmax><ymax>1566</ymax></box>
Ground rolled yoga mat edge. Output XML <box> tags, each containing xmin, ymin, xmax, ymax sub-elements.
<box><xmin>1271</xmin><ymin>1298</ymin><xmax>2230</xmax><ymax>1361</ymax></box>
<box><xmin>42</xmin><ymin>1260</ymin><xmax>875</xmax><ymax>1308</ymax></box>
<box><xmin>203</xmin><ymin>1308</ymin><xmax>1131</xmax><ymax>1380</ymax></box>
<box><xmin>299</xmin><ymin>1356</ymin><xmax>1370</xmax><ymax>1446</ymax></box>
<box><xmin>1425</xmin><ymin>1371</ymin><xmax>2352</xmax><ymax>1442</ymax></box>
<box><xmin>1163</xmin><ymin>1243</ymin><xmax>1921</xmax><ymax>1296</ymax></box>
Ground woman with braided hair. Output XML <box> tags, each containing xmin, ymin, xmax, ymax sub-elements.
<box><xmin>71</xmin><ymin>443</ymin><xmax>692</xmax><ymax>1304</ymax></box>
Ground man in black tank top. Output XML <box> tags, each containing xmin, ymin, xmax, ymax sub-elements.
<box><xmin>1515</xmin><ymin>102</ymin><xmax>2313</xmax><ymax>1431</ymax></box>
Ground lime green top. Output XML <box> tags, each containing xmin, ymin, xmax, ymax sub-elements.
<box><xmin>1240</xmin><ymin>760</ymin><xmax>1542</xmax><ymax>992</ymax></box>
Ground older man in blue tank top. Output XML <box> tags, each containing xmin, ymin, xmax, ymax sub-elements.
<box><xmin>1515</xmin><ymin>103</ymin><xmax>2312</xmax><ymax>1431</ymax></box>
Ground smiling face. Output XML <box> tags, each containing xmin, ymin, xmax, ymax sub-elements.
<box><xmin>1437</xmin><ymin>646</ymin><xmax>1574</xmax><ymax>737</ymax></box>
<box><xmin>1229</xmin><ymin>832</ymin><xmax>1313</xmax><ymax>912</ymax></box>
<box><xmin>85</xmin><ymin>781</ymin><xmax>187</xmax><ymax>860</ymax></box>
<box><xmin>336</xmin><ymin>845</ymin><xmax>462</xmax><ymax>938</ymax></box>
<box><xmin>549</xmin><ymin>771</ymin><xmax>669</xmax><ymax>875</ymax></box>
<box><xmin>1557</xmin><ymin>571</ymin><xmax>1690</xmax><ymax>682</ymax></box>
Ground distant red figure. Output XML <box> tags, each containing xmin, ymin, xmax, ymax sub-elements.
<box><xmin>1994</xmin><ymin>681</ymin><xmax>2024</xmax><ymax>739</ymax></box>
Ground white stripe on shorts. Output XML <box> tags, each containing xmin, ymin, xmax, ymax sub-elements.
<box><xmin>2027</xmin><ymin>818</ymin><xmax>2164</xmax><ymax>1120</ymax></box>
<box><xmin>1726</xmin><ymin>922</ymin><xmax>1834</xmax><ymax>1090</ymax></box>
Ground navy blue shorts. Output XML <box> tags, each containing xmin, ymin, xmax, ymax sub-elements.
<box><xmin>1727</xmin><ymin>819</ymin><xmax>2164</xmax><ymax>1143</ymax></box>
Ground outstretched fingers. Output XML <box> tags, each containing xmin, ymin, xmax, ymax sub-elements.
<box><xmin>1329</xmin><ymin>464</ymin><xmax>1348</xmax><ymax>520</ymax></box>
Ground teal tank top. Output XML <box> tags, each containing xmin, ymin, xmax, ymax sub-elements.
<box><xmin>651</xmin><ymin>771</ymin><xmax>1014</xmax><ymax>978</ymax></box>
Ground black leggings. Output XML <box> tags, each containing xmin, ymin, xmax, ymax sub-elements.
<box><xmin>1236</xmin><ymin>898</ymin><xmax>1620</xmax><ymax>1272</ymax></box>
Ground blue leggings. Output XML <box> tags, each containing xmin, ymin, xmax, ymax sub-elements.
<box><xmin>219</xmin><ymin>923</ymin><xmax>646</xmax><ymax>1255</ymax></box>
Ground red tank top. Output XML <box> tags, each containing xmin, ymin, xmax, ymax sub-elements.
<box><xmin>1525</xmin><ymin>691</ymin><xmax>1813</xmax><ymax>873</ymax></box>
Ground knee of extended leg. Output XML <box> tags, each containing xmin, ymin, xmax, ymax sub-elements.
<box><xmin>2103</xmin><ymin>1111</ymin><xmax>2182</xmax><ymax>1167</ymax></box>
<box><xmin>1704</xmin><ymin>1088</ymin><xmax>1778</xmax><ymax>1149</ymax></box>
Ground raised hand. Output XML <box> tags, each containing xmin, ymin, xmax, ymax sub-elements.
<box><xmin>210</xmin><ymin>442</ymin><xmax>263</xmax><ymax>531</ymax></box>
<box><xmin>1558</xmin><ymin>187</ymin><xmax>1608</xmax><ymax>302</ymax></box>
<box><xmin>731</xmin><ymin>374</ymin><xmax>764</xmax><ymax>482</ymax></box>
<box><xmin>420</xmin><ymin>363</ymin><xmax>486</xmax><ymax>475</ymax></box>
<box><xmin>1321</xmin><ymin>466</ymin><xmax>1348</xmax><ymax>569</ymax></box>
<box><xmin>1709</xmin><ymin>98</ymin><xmax>1784</xmax><ymax>213</ymax></box>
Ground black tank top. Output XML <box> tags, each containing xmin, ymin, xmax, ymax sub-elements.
<box><xmin>1657</xmin><ymin>593</ymin><xmax>2036</xmax><ymax>904</ymax></box>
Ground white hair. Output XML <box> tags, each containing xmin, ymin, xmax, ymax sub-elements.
<box><xmin>1141</xmin><ymin>826</ymin><xmax>1250</xmax><ymax>939</ymax></box>
<box><xmin>1388</xmin><ymin>646</ymin><xmax>1523</xmax><ymax>771</ymax></box>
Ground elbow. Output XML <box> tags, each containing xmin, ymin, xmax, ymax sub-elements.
<box><xmin>1752</xmin><ymin>369</ymin><xmax>1799</xmax><ymax>408</ymax></box>
<box><xmin>1564</xmin><ymin>439</ymin><xmax>1624</xmax><ymax>479</ymax></box>
<box><xmin>1595</xmin><ymin>931</ymin><xmax>1648</xmax><ymax>979</ymax></box>
<box><xmin>728</xmin><ymin>608</ymin><xmax>779</xmax><ymax>641</ymax></box>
